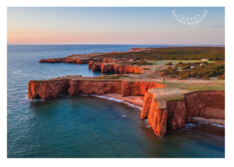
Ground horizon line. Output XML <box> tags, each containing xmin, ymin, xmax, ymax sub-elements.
<box><xmin>7</xmin><ymin>44</ymin><xmax>225</xmax><ymax>46</ymax></box>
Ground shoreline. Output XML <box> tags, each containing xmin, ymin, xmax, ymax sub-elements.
<box><xmin>105</xmin><ymin>93</ymin><xmax>144</xmax><ymax>108</ymax></box>
<box><xmin>91</xmin><ymin>93</ymin><xmax>143</xmax><ymax>110</ymax></box>
<box><xmin>28</xmin><ymin>46</ymin><xmax>224</xmax><ymax>137</ymax></box>
<box><xmin>96</xmin><ymin>93</ymin><xmax>225</xmax><ymax>127</ymax></box>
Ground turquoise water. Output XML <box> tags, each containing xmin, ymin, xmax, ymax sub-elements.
<box><xmin>7</xmin><ymin>45</ymin><xmax>225</xmax><ymax>158</ymax></box>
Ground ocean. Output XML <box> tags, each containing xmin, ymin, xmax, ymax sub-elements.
<box><xmin>7</xmin><ymin>45</ymin><xmax>225</xmax><ymax>158</ymax></box>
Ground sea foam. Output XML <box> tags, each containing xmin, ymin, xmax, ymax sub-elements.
<box><xmin>90</xmin><ymin>94</ymin><xmax>142</xmax><ymax>110</ymax></box>
<box><xmin>211</xmin><ymin>123</ymin><xmax>225</xmax><ymax>128</ymax></box>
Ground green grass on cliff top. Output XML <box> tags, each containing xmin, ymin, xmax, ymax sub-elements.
<box><xmin>157</xmin><ymin>81</ymin><xmax>225</xmax><ymax>91</ymax></box>
<box><xmin>32</xmin><ymin>74</ymin><xmax>224</xmax><ymax>91</ymax></box>
<box><xmin>31</xmin><ymin>74</ymin><xmax>224</xmax><ymax>109</ymax></box>
<box><xmin>148</xmin><ymin>60</ymin><xmax>216</xmax><ymax>65</ymax></box>
<box><xmin>148</xmin><ymin>81</ymin><xmax>224</xmax><ymax>108</ymax></box>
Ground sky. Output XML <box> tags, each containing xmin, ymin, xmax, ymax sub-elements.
<box><xmin>7</xmin><ymin>7</ymin><xmax>225</xmax><ymax>45</ymax></box>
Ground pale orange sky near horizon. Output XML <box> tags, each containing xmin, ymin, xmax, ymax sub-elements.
<box><xmin>7</xmin><ymin>7</ymin><xmax>225</xmax><ymax>45</ymax></box>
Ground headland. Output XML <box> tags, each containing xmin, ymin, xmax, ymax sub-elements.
<box><xmin>28</xmin><ymin>47</ymin><xmax>225</xmax><ymax>137</ymax></box>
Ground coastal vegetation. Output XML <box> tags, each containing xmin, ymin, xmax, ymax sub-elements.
<box><xmin>121</xmin><ymin>60</ymin><xmax>152</xmax><ymax>66</ymax></box>
<box><xmin>94</xmin><ymin>47</ymin><xmax>224</xmax><ymax>61</ymax></box>
<box><xmin>157</xmin><ymin>61</ymin><xmax>225</xmax><ymax>80</ymax></box>
<box><xmin>32</xmin><ymin>47</ymin><xmax>225</xmax><ymax>138</ymax></box>
<box><xmin>94</xmin><ymin>75</ymin><xmax>122</xmax><ymax>80</ymax></box>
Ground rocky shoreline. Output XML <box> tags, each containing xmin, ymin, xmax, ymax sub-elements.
<box><xmin>29</xmin><ymin>48</ymin><xmax>225</xmax><ymax>137</ymax></box>
<box><xmin>28</xmin><ymin>76</ymin><xmax>224</xmax><ymax>137</ymax></box>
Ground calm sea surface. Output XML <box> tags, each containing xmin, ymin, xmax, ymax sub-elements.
<box><xmin>7</xmin><ymin>45</ymin><xmax>224</xmax><ymax>158</ymax></box>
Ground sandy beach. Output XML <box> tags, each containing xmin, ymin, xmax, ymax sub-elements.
<box><xmin>106</xmin><ymin>93</ymin><xmax>225</xmax><ymax>126</ymax></box>
<box><xmin>105</xmin><ymin>93</ymin><xmax>144</xmax><ymax>107</ymax></box>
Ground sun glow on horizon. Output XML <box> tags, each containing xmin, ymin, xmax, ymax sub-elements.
<box><xmin>7</xmin><ymin>7</ymin><xmax>225</xmax><ymax>45</ymax></box>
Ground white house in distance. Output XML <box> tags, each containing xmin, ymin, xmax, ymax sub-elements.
<box><xmin>201</xmin><ymin>58</ymin><xmax>209</xmax><ymax>61</ymax></box>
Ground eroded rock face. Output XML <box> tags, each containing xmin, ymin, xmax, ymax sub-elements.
<box><xmin>140</xmin><ymin>90</ymin><xmax>225</xmax><ymax>137</ymax></box>
<box><xmin>141</xmin><ymin>92</ymin><xmax>168</xmax><ymax>137</ymax></box>
<box><xmin>39</xmin><ymin>58</ymin><xmax>63</xmax><ymax>63</ymax></box>
<box><xmin>101</xmin><ymin>64</ymin><xmax>116</xmax><ymax>73</ymax></box>
<box><xmin>28</xmin><ymin>80</ymin><xmax>166</xmax><ymax>100</ymax></box>
<box><xmin>92</xmin><ymin>63</ymin><xmax>103</xmax><ymax>72</ymax></box>
<box><xmin>185</xmin><ymin>90</ymin><xmax>225</xmax><ymax>119</ymax></box>
<box><xmin>121</xmin><ymin>82</ymin><xmax>165</xmax><ymax>96</ymax></box>
<box><xmin>88</xmin><ymin>61</ymin><xmax>95</xmax><ymax>69</ymax></box>
<box><xmin>68</xmin><ymin>80</ymin><xmax>122</xmax><ymax>96</ymax></box>
<box><xmin>28</xmin><ymin>80</ymin><xmax>70</xmax><ymax>100</ymax></box>
<box><xmin>115</xmin><ymin>65</ymin><xmax>142</xmax><ymax>74</ymax></box>
<box><xmin>147</xmin><ymin>100</ymin><xmax>167</xmax><ymax>137</ymax></box>
<box><xmin>140</xmin><ymin>92</ymin><xmax>153</xmax><ymax>119</ymax></box>
<box><xmin>39</xmin><ymin>57</ymin><xmax>142</xmax><ymax>74</ymax></box>
<box><xmin>75</xmin><ymin>59</ymin><xmax>90</xmax><ymax>64</ymax></box>
<box><xmin>167</xmin><ymin>100</ymin><xmax>186</xmax><ymax>130</ymax></box>
<box><xmin>28</xmin><ymin>78</ymin><xmax>224</xmax><ymax>138</ymax></box>
<box><xmin>91</xmin><ymin>62</ymin><xmax>143</xmax><ymax>74</ymax></box>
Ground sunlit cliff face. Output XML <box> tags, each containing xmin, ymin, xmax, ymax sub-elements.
<box><xmin>141</xmin><ymin>90</ymin><xmax>225</xmax><ymax>136</ymax></box>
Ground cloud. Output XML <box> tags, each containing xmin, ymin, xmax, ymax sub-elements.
<box><xmin>210</xmin><ymin>25</ymin><xmax>224</xmax><ymax>28</ymax></box>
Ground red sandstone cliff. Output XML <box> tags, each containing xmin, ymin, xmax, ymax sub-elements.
<box><xmin>88</xmin><ymin>61</ymin><xmax>95</xmax><ymax>69</ymax></box>
<box><xmin>141</xmin><ymin>92</ymin><xmax>153</xmax><ymax>119</ymax></box>
<box><xmin>28</xmin><ymin>80</ymin><xmax>166</xmax><ymax>100</ymax></box>
<box><xmin>27</xmin><ymin>78</ymin><xmax>168</xmax><ymax>136</ymax></box>
<box><xmin>39</xmin><ymin>58</ymin><xmax>103</xmax><ymax>64</ymax></box>
<box><xmin>40</xmin><ymin>57</ymin><xmax>141</xmax><ymax>74</ymax></box>
<box><xmin>39</xmin><ymin>57</ymin><xmax>115</xmax><ymax>65</ymax></box>
<box><xmin>115</xmin><ymin>65</ymin><xmax>142</xmax><ymax>74</ymax></box>
<box><xmin>141</xmin><ymin>92</ymin><xmax>167</xmax><ymax>136</ymax></box>
<box><xmin>28</xmin><ymin>78</ymin><xmax>224</xmax><ymax>137</ymax></box>
<box><xmin>140</xmin><ymin>90</ymin><xmax>225</xmax><ymax>137</ymax></box>
<box><xmin>102</xmin><ymin>58</ymin><xmax>117</xmax><ymax>63</ymax></box>
<box><xmin>28</xmin><ymin>80</ymin><xmax>70</xmax><ymax>99</ymax></box>
<box><xmin>91</xmin><ymin>62</ymin><xmax>143</xmax><ymax>74</ymax></box>
<box><xmin>68</xmin><ymin>80</ymin><xmax>122</xmax><ymax>96</ymax></box>
<box><xmin>167</xmin><ymin>100</ymin><xmax>186</xmax><ymax>130</ymax></box>
<box><xmin>185</xmin><ymin>90</ymin><xmax>225</xmax><ymax>119</ymax></box>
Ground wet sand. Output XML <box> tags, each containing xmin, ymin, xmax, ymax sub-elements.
<box><xmin>105</xmin><ymin>93</ymin><xmax>144</xmax><ymax>107</ymax></box>
<box><xmin>105</xmin><ymin>93</ymin><xmax>225</xmax><ymax>126</ymax></box>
